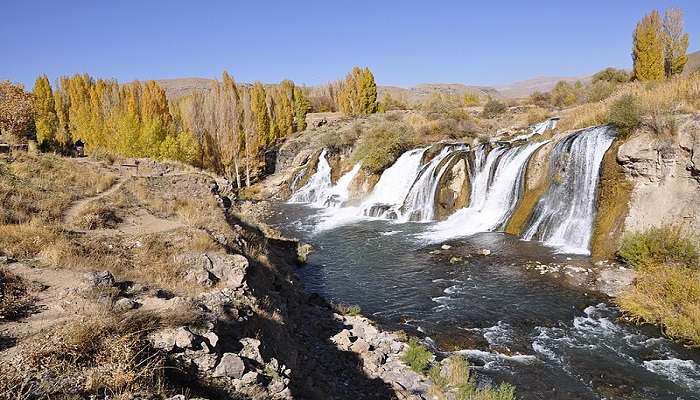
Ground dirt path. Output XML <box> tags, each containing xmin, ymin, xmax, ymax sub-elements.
<box><xmin>62</xmin><ymin>176</ymin><xmax>128</xmax><ymax>228</ymax></box>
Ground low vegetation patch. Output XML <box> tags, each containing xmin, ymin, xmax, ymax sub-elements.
<box><xmin>608</xmin><ymin>94</ymin><xmax>642</xmax><ymax>139</ymax></box>
<box><xmin>351</xmin><ymin>121</ymin><xmax>417</xmax><ymax>174</ymax></box>
<box><xmin>427</xmin><ymin>356</ymin><xmax>516</xmax><ymax>400</ymax></box>
<box><xmin>0</xmin><ymin>153</ymin><xmax>116</xmax><ymax>224</ymax></box>
<box><xmin>480</xmin><ymin>99</ymin><xmax>507</xmax><ymax>119</ymax></box>
<box><xmin>617</xmin><ymin>265</ymin><xmax>700</xmax><ymax>346</ymax></box>
<box><xmin>0</xmin><ymin>269</ymin><xmax>34</xmax><ymax>322</ymax></box>
<box><xmin>617</xmin><ymin>226</ymin><xmax>699</xmax><ymax>269</ymax></box>
<box><xmin>402</xmin><ymin>339</ymin><xmax>433</xmax><ymax>374</ymax></box>
<box><xmin>76</xmin><ymin>204</ymin><xmax>123</xmax><ymax>230</ymax></box>
<box><xmin>333</xmin><ymin>303</ymin><xmax>362</xmax><ymax>316</ymax></box>
<box><xmin>617</xmin><ymin>227</ymin><xmax>700</xmax><ymax>346</ymax></box>
<box><xmin>0</xmin><ymin>309</ymin><xmax>200</xmax><ymax>398</ymax></box>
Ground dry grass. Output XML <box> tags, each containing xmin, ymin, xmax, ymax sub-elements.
<box><xmin>0</xmin><ymin>223</ymin><xmax>67</xmax><ymax>259</ymax></box>
<box><xmin>427</xmin><ymin>356</ymin><xmax>516</xmax><ymax>400</ymax></box>
<box><xmin>590</xmin><ymin>141</ymin><xmax>633</xmax><ymax>259</ymax></box>
<box><xmin>76</xmin><ymin>203</ymin><xmax>123</xmax><ymax>230</ymax></box>
<box><xmin>617</xmin><ymin>265</ymin><xmax>700</xmax><ymax>346</ymax></box>
<box><xmin>0</xmin><ymin>269</ymin><xmax>34</xmax><ymax>322</ymax></box>
<box><xmin>0</xmin><ymin>309</ymin><xmax>200</xmax><ymax>398</ymax></box>
<box><xmin>559</xmin><ymin>73</ymin><xmax>700</xmax><ymax>132</ymax></box>
<box><xmin>0</xmin><ymin>153</ymin><xmax>117</xmax><ymax>224</ymax></box>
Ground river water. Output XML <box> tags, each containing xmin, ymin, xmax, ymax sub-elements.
<box><xmin>267</xmin><ymin>202</ymin><xmax>700</xmax><ymax>400</ymax></box>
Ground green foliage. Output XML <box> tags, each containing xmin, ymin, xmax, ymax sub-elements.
<box><xmin>428</xmin><ymin>356</ymin><xmax>516</xmax><ymax>400</ymax></box>
<box><xmin>480</xmin><ymin>98</ymin><xmax>507</xmax><ymax>118</ymax></box>
<box><xmin>338</xmin><ymin>67</ymin><xmax>378</xmax><ymax>116</ymax></box>
<box><xmin>351</xmin><ymin>121</ymin><xmax>416</xmax><ymax>173</ymax></box>
<box><xmin>402</xmin><ymin>340</ymin><xmax>432</xmax><ymax>374</ymax></box>
<box><xmin>617</xmin><ymin>226</ymin><xmax>699</xmax><ymax>269</ymax></box>
<box><xmin>293</xmin><ymin>86</ymin><xmax>310</xmax><ymax>131</ymax></box>
<box><xmin>333</xmin><ymin>303</ymin><xmax>362</xmax><ymax>316</ymax></box>
<box><xmin>617</xmin><ymin>265</ymin><xmax>700</xmax><ymax>346</ymax></box>
<box><xmin>550</xmin><ymin>81</ymin><xmax>584</xmax><ymax>108</ymax></box>
<box><xmin>608</xmin><ymin>94</ymin><xmax>642</xmax><ymax>138</ymax></box>
<box><xmin>633</xmin><ymin>10</ymin><xmax>665</xmax><ymax>81</ymax></box>
<box><xmin>592</xmin><ymin>67</ymin><xmax>630</xmax><ymax>84</ymax></box>
<box><xmin>586</xmin><ymin>81</ymin><xmax>616</xmax><ymax>102</ymax></box>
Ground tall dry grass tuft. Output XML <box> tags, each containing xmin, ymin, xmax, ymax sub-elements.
<box><xmin>0</xmin><ymin>309</ymin><xmax>201</xmax><ymax>398</ymax></box>
<box><xmin>558</xmin><ymin>73</ymin><xmax>700</xmax><ymax>132</ymax></box>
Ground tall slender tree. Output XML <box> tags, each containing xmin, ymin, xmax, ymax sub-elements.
<box><xmin>32</xmin><ymin>75</ymin><xmax>59</xmax><ymax>147</ymax></box>
<box><xmin>632</xmin><ymin>10</ymin><xmax>665</xmax><ymax>81</ymax></box>
<box><xmin>661</xmin><ymin>8</ymin><xmax>689</xmax><ymax>76</ymax></box>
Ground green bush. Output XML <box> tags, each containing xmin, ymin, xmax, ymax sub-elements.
<box><xmin>608</xmin><ymin>94</ymin><xmax>642</xmax><ymax>138</ymax></box>
<box><xmin>351</xmin><ymin>121</ymin><xmax>416</xmax><ymax>174</ymax></box>
<box><xmin>617</xmin><ymin>226</ymin><xmax>699</xmax><ymax>269</ymax></box>
<box><xmin>592</xmin><ymin>67</ymin><xmax>630</xmax><ymax>84</ymax></box>
<box><xmin>480</xmin><ymin>99</ymin><xmax>507</xmax><ymax>118</ymax></box>
<box><xmin>428</xmin><ymin>356</ymin><xmax>516</xmax><ymax>400</ymax></box>
<box><xmin>617</xmin><ymin>265</ymin><xmax>700</xmax><ymax>346</ymax></box>
<box><xmin>333</xmin><ymin>303</ymin><xmax>362</xmax><ymax>316</ymax></box>
<box><xmin>402</xmin><ymin>340</ymin><xmax>433</xmax><ymax>374</ymax></box>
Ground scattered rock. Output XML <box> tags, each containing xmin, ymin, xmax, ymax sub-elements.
<box><xmin>83</xmin><ymin>270</ymin><xmax>115</xmax><ymax>287</ymax></box>
<box><xmin>203</xmin><ymin>331</ymin><xmax>219</xmax><ymax>348</ymax></box>
<box><xmin>350</xmin><ymin>338</ymin><xmax>371</xmax><ymax>354</ymax></box>
<box><xmin>185</xmin><ymin>266</ymin><xmax>216</xmax><ymax>287</ymax></box>
<box><xmin>331</xmin><ymin>329</ymin><xmax>354</xmax><ymax>350</ymax></box>
<box><xmin>449</xmin><ymin>256</ymin><xmax>463</xmax><ymax>264</ymax></box>
<box><xmin>480</xmin><ymin>249</ymin><xmax>491</xmax><ymax>256</ymax></box>
<box><xmin>113</xmin><ymin>297</ymin><xmax>138</xmax><ymax>312</ymax></box>
<box><xmin>441</xmin><ymin>244</ymin><xmax>452</xmax><ymax>250</ymax></box>
<box><xmin>239</xmin><ymin>337</ymin><xmax>264</xmax><ymax>363</ymax></box>
<box><xmin>207</xmin><ymin>254</ymin><xmax>249</xmax><ymax>288</ymax></box>
<box><xmin>174</xmin><ymin>327</ymin><xmax>196</xmax><ymax>349</ymax></box>
<box><xmin>213</xmin><ymin>353</ymin><xmax>246</xmax><ymax>378</ymax></box>
<box><xmin>149</xmin><ymin>329</ymin><xmax>177</xmax><ymax>352</ymax></box>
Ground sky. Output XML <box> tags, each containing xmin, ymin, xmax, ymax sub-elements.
<box><xmin>2</xmin><ymin>0</ymin><xmax>699</xmax><ymax>89</ymax></box>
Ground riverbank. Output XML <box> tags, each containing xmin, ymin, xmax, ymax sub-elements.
<box><xmin>0</xmin><ymin>153</ymin><xmax>438</xmax><ymax>399</ymax></box>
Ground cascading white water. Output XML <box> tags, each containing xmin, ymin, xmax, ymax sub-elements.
<box><xmin>322</xmin><ymin>163</ymin><xmax>362</xmax><ymax>208</ymax></box>
<box><xmin>521</xmin><ymin>126</ymin><xmax>614</xmax><ymax>254</ymax></box>
<box><xmin>511</xmin><ymin>118</ymin><xmax>559</xmax><ymax>142</ymax></box>
<box><xmin>421</xmin><ymin>141</ymin><xmax>546</xmax><ymax>243</ymax></box>
<box><xmin>359</xmin><ymin>147</ymin><xmax>427</xmax><ymax>218</ymax></box>
<box><xmin>289</xmin><ymin>149</ymin><xmax>332</xmax><ymax>204</ymax></box>
<box><xmin>398</xmin><ymin>145</ymin><xmax>468</xmax><ymax>222</ymax></box>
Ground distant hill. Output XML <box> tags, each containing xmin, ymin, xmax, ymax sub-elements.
<box><xmin>154</xmin><ymin>77</ymin><xmax>215</xmax><ymax>99</ymax></box>
<box><xmin>495</xmin><ymin>75</ymin><xmax>592</xmax><ymax>99</ymax></box>
<box><xmin>682</xmin><ymin>50</ymin><xmax>700</xmax><ymax>76</ymax></box>
<box><xmin>378</xmin><ymin>83</ymin><xmax>500</xmax><ymax>103</ymax></box>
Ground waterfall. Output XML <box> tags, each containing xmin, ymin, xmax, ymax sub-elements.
<box><xmin>511</xmin><ymin>117</ymin><xmax>559</xmax><ymax>142</ymax></box>
<box><xmin>521</xmin><ymin>126</ymin><xmax>614</xmax><ymax>254</ymax></box>
<box><xmin>398</xmin><ymin>145</ymin><xmax>468</xmax><ymax>222</ymax></box>
<box><xmin>323</xmin><ymin>163</ymin><xmax>362</xmax><ymax>208</ymax></box>
<box><xmin>360</xmin><ymin>147</ymin><xmax>427</xmax><ymax>219</ymax></box>
<box><xmin>289</xmin><ymin>149</ymin><xmax>332</xmax><ymax>204</ymax></box>
<box><xmin>422</xmin><ymin>141</ymin><xmax>545</xmax><ymax>242</ymax></box>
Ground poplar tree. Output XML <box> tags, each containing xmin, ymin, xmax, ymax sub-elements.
<box><xmin>338</xmin><ymin>67</ymin><xmax>378</xmax><ymax>115</ymax></box>
<box><xmin>632</xmin><ymin>10</ymin><xmax>665</xmax><ymax>81</ymax></box>
<box><xmin>32</xmin><ymin>75</ymin><xmax>59</xmax><ymax>147</ymax></box>
<box><xmin>293</xmin><ymin>86</ymin><xmax>310</xmax><ymax>131</ymax></box>
<box><xmin>53</xmin><ymin>89</ymin><xmax>71</xmax><ymax>147</ymax></box>
<box><xmin>251</xmin><ymin>82</ymin><xmax>271</xmax><ymax>145</ymax></box>
<box><xmin>661</xmin><ymin>8</ymin><xmax>689</xmax><ymax>76</ymax></box>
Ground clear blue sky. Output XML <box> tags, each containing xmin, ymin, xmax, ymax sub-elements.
<box><xmin>2</xmin><ymin>0</ymin><xmax>699</xmax><ymax>89</ymax></box>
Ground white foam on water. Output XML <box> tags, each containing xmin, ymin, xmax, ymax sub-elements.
<box><xmin>643</xmin><ymin>358</ymin><xmax>700</xmax><ymax>392</ymax></box>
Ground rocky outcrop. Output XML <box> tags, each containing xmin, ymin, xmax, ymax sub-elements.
<box><xmin>617</xmin><ymin>116</ymin><xmax>700</xmax><ymax>235</ymax></box>
<box><xmin>435</xmin><ymin>153</ymin><xmax>470</xmax><ymax>220</ymax></box>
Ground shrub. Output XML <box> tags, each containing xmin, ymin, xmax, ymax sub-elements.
<box><xmin>617</xmin><ymin>226</ymin><xmax>699</xmax><ymax>269</ymax></box>
<box><xmin>608</xmin><ymin>94</ymin><xmax>642</xmax><ymax>138</ymax></box>
<box><xmin>586</xmin><ymin>81</ymin><xmax>616</xmax><ymax>102</ymax></box>
<box><xmin>427</xmin><ymin>356</ymin><xmax>516</xmax><ymax>400</ymax></box>
<box><xmin>617</xmin><ymin>265</ymin><xmax>700</xmax><ymax>346</ymax></box>
<box><xmin>0</xmin><ymin>269</ymin><xmax>34</xmax><ymax>321</ymax></box>
<box><xmin>592</xmin><ymin>67</ymin><xmax>630</xmax><ymax>84</ymax></box>
<box><xmin>402</xmin><ymin>339</ymin><xmax>433</xmax><ymax>374</ymax></box>
<box><xmin>480</xmin><ymin>99</ymin><xmax>507</xmax><ymax>118</ymax></box>
<box><xmin>333</xmin><ymin>303</ymin><xmax>362</xmax><ymax>316</ymax></box>
<box><xmin>463</xmin><ymin>92</ymin><xmax>481</xmax><ymax>106</ymax></box>
<box><xmin>351</xmin><ymin>121</ymin><xmax>416</xmax><ymax>174</ymax></box>
<box><xmin>526</xmin><ymin>107</ymin><xmax>551</xmax><ymax>125</ymax></box>
<box><xmin>529</xmin><ymin>91</ymin><xmax>551</xmax><ymax>108</ymax></box>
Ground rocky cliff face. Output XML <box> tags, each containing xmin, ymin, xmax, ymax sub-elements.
<box><xmin>617</xmin><ymin>115</ymin><xmax>700</xmax><ymax>235</ymax></box>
